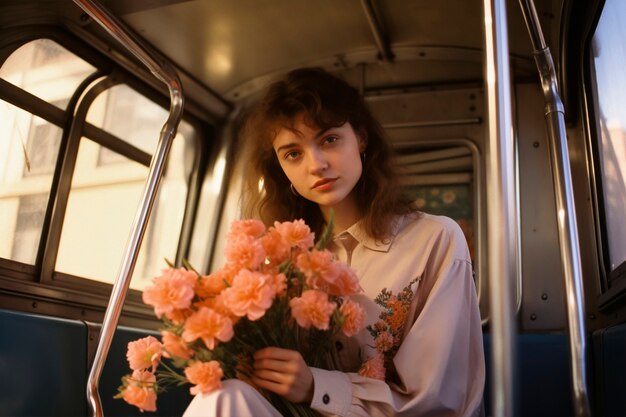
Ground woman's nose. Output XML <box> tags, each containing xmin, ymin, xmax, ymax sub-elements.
<box><xmin>307</xmin><ymin>149</ymin><xmax>328</xmax><ymax>174</ymax></box>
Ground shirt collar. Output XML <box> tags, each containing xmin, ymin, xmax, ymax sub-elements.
<box><xmin>335</xmin><ymin>213</ymin><xmax>413</xmax><ymax>253</ymax></box>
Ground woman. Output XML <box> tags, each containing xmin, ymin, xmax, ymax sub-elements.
<box><xmin>184</xmin><ymin>68</ymin><xmax>484</xmax><ymax>417</ymax></box>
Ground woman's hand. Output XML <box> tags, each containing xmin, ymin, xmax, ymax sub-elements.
<box><xmin>251</xmin><ymin>347</ymin><xmax>314</xmax><ymax>404</ymax></box>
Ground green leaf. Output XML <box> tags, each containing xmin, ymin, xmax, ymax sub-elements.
<box><xmin>315</xmin><ymin>209</ymin><xmax>334</xmax><ymax>250</ymax></box>
<box><xmin>182</xmin><ymin>258</ymin><xmax>200</xmax><ymax>274</ymax></box>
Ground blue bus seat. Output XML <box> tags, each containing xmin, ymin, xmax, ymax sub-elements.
<box><xmin>5</xmin><ymin>309</ymin><xmax>609</xmax><ymax>417</ymax></box>
<box><xmin>0</xmin><ymin>309</ymin><xmax>190</xmax><ymax>417</ymax></box>
<box><xmin>592</xmin><ymin>323</ymin><xmax>626</xmax><ymax>417</ymax></box>
<box><xmin>482</xmin><ymin>333</ymin><xmax>575</xmax><ymax>417</ymax></box>
<box><xmin>0</xmin><ymin>309</ymin><xmax>87</xmax><ymax>417</ymax></box>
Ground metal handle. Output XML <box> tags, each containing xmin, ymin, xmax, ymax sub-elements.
<box><xmin>72</xmin><ymin>1</ymin><xmax>184</xmax><ymax>416</ymax></box>
<box><xmin>483</xmin><ymin>0</ymin><xmax>519</xmax><ymax>416</ymax></box>
<box><xmin>360</xmin><ymin>0</ymin><xmax>394</xmax><ymax>62</ymax></box>
<box><xmin>518</xmin><ymin>1</ymin><xmax>591</xmax><ymax>416</ymax></box>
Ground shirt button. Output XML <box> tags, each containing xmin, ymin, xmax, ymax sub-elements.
<box><xmin>323</xmin><ymin>394</ymin><xmax>330</xmax><ymax>404</ymax></box>
<box><xmin>335</xmin><ymin>341</ymin><xmax>344</xmax><ymax>351</ymax></box>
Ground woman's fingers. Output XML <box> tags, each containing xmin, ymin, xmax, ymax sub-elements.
<box><xmin>254</xmin><ymin>347</ymin><xmax>297</xmax><ymax>361</ymax></box>
<box><xmin>253</xmin><ymin>348</ymin><xmax>299</xmax><ymax>376</ymax></box>
<box><xmin>250</xmin><ymin>374</ymin><xmax>290</xmax><ymax>395</ymax></box>
<box><xmin>253</xmin><ymin>368</ymin><xmax>292</xmax><ymax>384</ymax></box>
<box><xmin>254</xmin><ymin>358</ymin><xmax>297</xmax><ymax>373</ymax></box>
<box><xmin>252</xmin><ymin>347</ymin><xmax>314</xmax><ymax>403</ymax></box>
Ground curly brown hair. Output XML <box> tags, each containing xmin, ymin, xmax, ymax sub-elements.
<box><xmin>241</xmin><ymin>67</ymin><xmax>412</xmax><ymax>241</ymax></box>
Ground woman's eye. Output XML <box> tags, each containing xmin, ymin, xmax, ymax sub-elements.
<box><xmin>324</xmin><ymin>135</ymin><xmax>338</xmax><ymax>144</ymax></box>
<box><xmin>285</xmin><ymin>151</ymin><xmax>301</xmax><ymax>160</ymax></box>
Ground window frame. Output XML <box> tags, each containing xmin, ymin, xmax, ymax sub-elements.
<box><xmin>0</xmin><ymin>28</ymin><xmax>213</xmax><ymax>328</ymax></box>
<box><xmin>581</xmin><ymin>0</ymin><xmax>626</xmax><ymax>312</ymax></box>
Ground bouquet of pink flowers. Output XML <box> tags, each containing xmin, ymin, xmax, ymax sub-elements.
<box><xmin>115</xmin><ymin>216</ymin><xmax>366</xmax><ymax>416</ymax></box>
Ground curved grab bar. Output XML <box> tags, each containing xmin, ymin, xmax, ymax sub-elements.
<box><xmin>72</xmin><ymin>1</ymin><xmax>184</xmax><ymax>416</ymax></box>
<box><xmin>518</xmin><ymin>1</ymin><xmax>591</xmax><ymax>416</ymax></box>
<box><xmin>482</xmin><ymin>0</ymin><xmax>519</xmax><ymax>416</ymax></box>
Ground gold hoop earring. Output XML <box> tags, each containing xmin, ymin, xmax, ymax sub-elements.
<box><xmin>290</xmin><ymin>183</ymin><xmax>300</xmax><ymax>197</ymax></box>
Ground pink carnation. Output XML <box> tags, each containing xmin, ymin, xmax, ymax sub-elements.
<box><xmin>221</xmin><ymin>269</ymin><xmax>275</xmax><ymax>320</ymax></box>
<box><xmin>196</xmin><ymin>269</ymin><xmax>232</xmax><ymax>298</ymax></box>
<box><xmin>339</xmin><ymin>299</ymin><xmax>366</xmax><ymax>337</ymax></box>
<box><xmin>142</xmin><ymin>268</ymin><xmax>196</xmax><ymax>320</ymax></box>
<box><xmin>297</xmin><ymin>251</ymin><xmax>362</xmax><ymax>297</ymax></box>
<box><xmin>326</xmin><ymin>262</ymin><xmax>362</xmax><ymax>296</ymax></box>
<box><xmin>358</xmin><ymin>353</ymin><xmax>386</xmax><ymax>380</ymax></box>
<box><xmin>269</xmin><ymin>272</ymin><xmax>287</xmax><ymax>297</ymax></box>
<box><xmin>289</xmin><ymin>289</ymin><xmax>336</xmax><ymax>330</ymax></box>
<box><xmin>224</xmin><ymin>234</ymin><xmax>266</xmax><ymax>270</ymax></box>
<box><xmin>166</xmin><ymin>308</ymin><xmax>192</xmax><ymax>325</ymax></box>
<box><xmin>228</xmin><ymin>219</ymin><xmax>266</xmax><ymax>239</ymax></box>
<box><xmin>273</xmin><ymin>219</ymin><xmax>315</xmax><ymax>250</ymax></box>
<box><xmin>122</xmin><ymin>369</ymin><xmax>157</xmax><ymax>412</ymax></box>
<box><xmin>296</xmin><ymin>249</ymin><xmax>338</xmax><ymax>288</ymax></box>
<box><xmin>185</xmin><ymin>360</ymin><xmax>224</xmax><ymax>395</ymax></box>
<box><xmin>126</xmin><ymin>336</ymin><xmax>162</xmax><ymax>372</ymax></box>
<box><xmin>261</xmin><ymin>228</ymin><xmax>291</xmax><ymax>264</ymax></box>
<box><xmin>195</xmin><ymin>293</ymin><xmax>240</xmax><ymax>324</ymax></box>
<box><xmin>160</xmin><ymin>331</ymin><xmax>192</xmax><ymax>360</ymax></box>
<box><xmin>182</xmin><ymin>307</ymin><xmax>234</xmax><ymax>350</ymax></box>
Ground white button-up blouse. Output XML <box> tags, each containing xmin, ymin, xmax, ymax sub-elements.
<box><xmin>309</xmin><ymin>211</ymin><xmax>485</xmax><ymax>417</ymax></box>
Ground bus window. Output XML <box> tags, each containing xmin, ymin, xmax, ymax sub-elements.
<box><xmin>0</xmin><ymin>40</ymin><xmax>94</xmax><ymax>265</ymax></box>
<box><xmin>89</xmin><ymin>84</ymin><xmax>168</xmax><ymax>157</ymax></box>
<box><xmin>0</xmin><ymin>106</ymin><xmax>62</xmax><ymax>264</ymax></box>
<box><xmin>589</xmin><ymin>0</ymin><xmax>626</xmax><ymax>284</ymax></box>
<box><xmin>0</xmin><ymin>39</ymin><xmax>94</xmax><ymax>108</ymax></box>
<box><xmin>397</xmin><ymin>146</ymin><xmax>475</xmax><ymax>260</ymax></box>
<box><xmin>55</xmin><ymin>84</ymin><xmax>198</xmax><ymax>290</ymax></box>
<box><xmin>1</xmin><ymin>37</ymin><xmax>203</xmax><ymax>298</ymax></box>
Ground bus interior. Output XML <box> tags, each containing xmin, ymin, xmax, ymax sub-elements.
<box><xmin>1</xmin><ymin>0</ymin><xmax>625</xmax><ymax>416</ymax></box>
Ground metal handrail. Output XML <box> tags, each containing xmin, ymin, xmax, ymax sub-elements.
<box><xmin>72</xmin><ymin>1</ymin><xmax>184</xmax><ymax>417</ymax></box>
<box><xmin>482</xmin><ymin>0</ymin><xmax>518</xmax><ymax>416</ymax></box>
<box><xmin>518</xmin><ymin>1</ymin><xmax>591</xmax><ymax>416</ymax></box>
<box><xmin>360</xmin><ymin>0</ymin><xmax>394</xmax><ymax>62</ymax></box>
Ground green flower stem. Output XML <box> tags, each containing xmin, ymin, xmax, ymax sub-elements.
<box><xmin>251</xmin><ymin>319</ymin><xmax>276</xmax><ymax>347</ymax></box>
<box><xmin>156</xmin><ymin>360</ymin><xmax>187</xmax><ymax>387</ymax></box>
<box><xmin>232</xmin><ymin>333</ymin><xmax>259</xmax><ymax>353</ymax></box>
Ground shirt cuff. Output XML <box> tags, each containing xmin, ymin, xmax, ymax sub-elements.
<box><xmin>310</xmin><ymin>367</ymin><xmax>352</xmax><ymax>416</ymax></box>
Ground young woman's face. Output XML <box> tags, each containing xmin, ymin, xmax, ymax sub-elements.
<box><xmin>272</xmin><ymin>117</ymin><xmax>364</xmax><ymax>210</ymax></box>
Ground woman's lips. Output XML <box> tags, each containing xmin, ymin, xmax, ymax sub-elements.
<box><xmin>312</xmin><ymin>178</ymin><xmax>337</xmax><ymax>191</ymax></box>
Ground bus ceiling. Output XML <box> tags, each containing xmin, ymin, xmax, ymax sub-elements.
<box><xmin>0</xmin><ymin>0</ymin><xmax>560</xmax><ymax>117</ymax></box>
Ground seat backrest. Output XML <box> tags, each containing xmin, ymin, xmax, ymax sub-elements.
<box><xmin>0</xmin><ymin>309</ymin><xmax>190</xmax><ymax>417</ymax></box>
<box><xmin>0</xmin><ymin>309</ymin><xmax>87</xmax><ymax>416</ymax></box>
<box><xmin>482</xmin><ymin>333</ymin><xmax>574</xmax><ymax>417</ymax></box>
<box><xmin>592</xmin><ymin>323</ymin><xmax>626</xmax><ymax>417</ymax></box>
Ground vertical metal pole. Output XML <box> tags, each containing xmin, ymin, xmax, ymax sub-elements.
<box><xmin>483</xmin><ymin>0</ymin><xmax>518</xmax><ymax>416</ymax></box>
<box><xmin>518</xmin><ymin>1</ymin><xmax>591</xmax><ymax>416</ymax></box>
<box><xmin>72</xmin><ymin>1</ymin><xmax>184</xmax><ymax>416</ymax></box>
